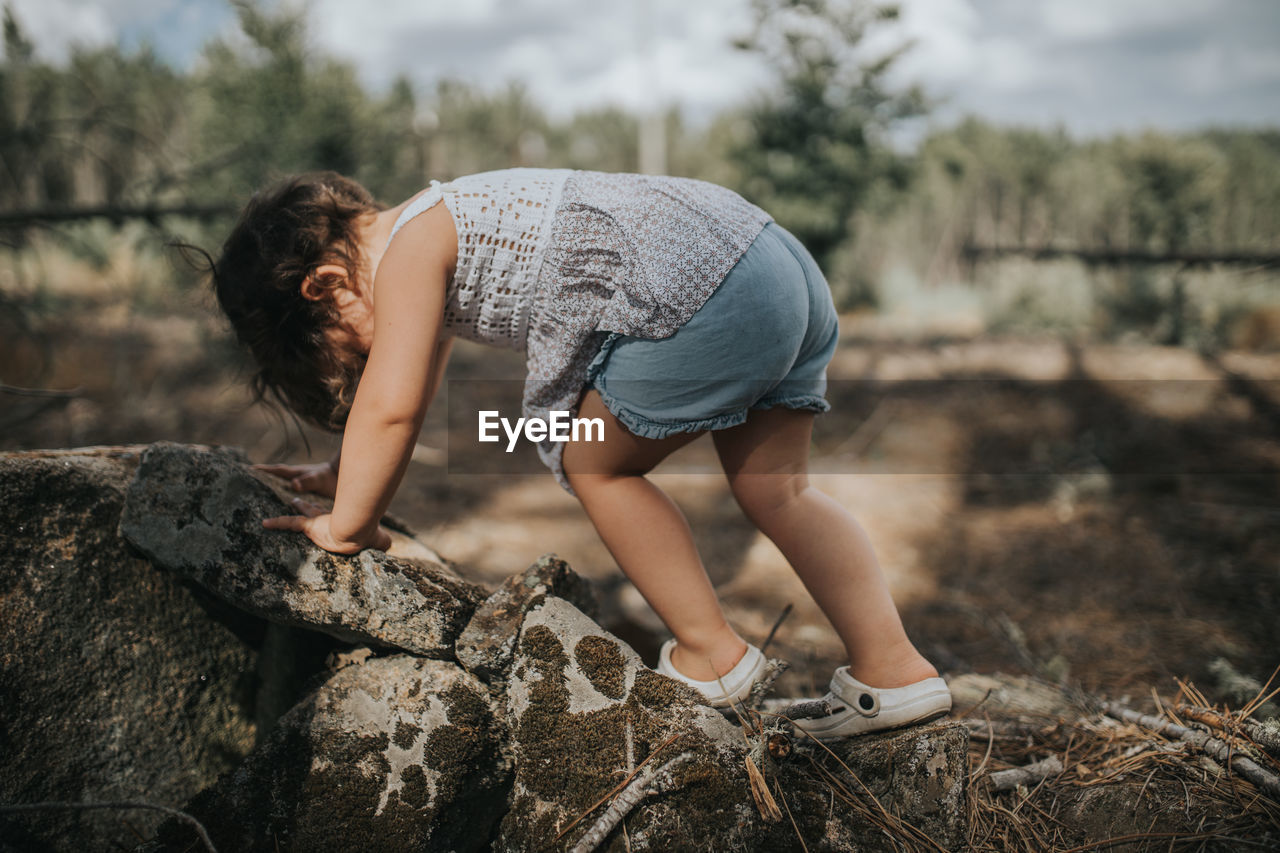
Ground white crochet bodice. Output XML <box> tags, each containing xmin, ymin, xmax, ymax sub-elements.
<box><xmin>388</xmin><ymin>168</ymin><xmax>571</xmax><ymax>349</ymax></box>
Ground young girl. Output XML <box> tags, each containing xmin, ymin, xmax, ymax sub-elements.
<box><xmin>220</xmin><ymin>167</ymin><xmax>950</xmax><ymax>739</ymax></box>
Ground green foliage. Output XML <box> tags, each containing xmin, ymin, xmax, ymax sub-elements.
<box><xmin>0</xmin><ymin>1</ymin><xmax>1277</xmax><ymax>347</ymax></box>
<box><xmin>188</xmin><ymin>1</ymin><xmax>420</xmax><ymax>202</ymax></box>
<box><xmin>728</xmin><ymin>0</ymin><xmax>926</xmax><ymax>289</ymax></box>
<box><xmin>0</xmin><ymin>5</ymin><xmax>186</xmax><ymax>209</ymax></box>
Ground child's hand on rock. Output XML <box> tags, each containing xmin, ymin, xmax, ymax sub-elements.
<box><xmin>254</xmin><ymin>461</ymin><xmax>339</xmax><ymax>498</ymax></box>
<box><xmin>263</xmin><ymin>497</ymin><xmax>392</xmax><ymax>555</ymax></box>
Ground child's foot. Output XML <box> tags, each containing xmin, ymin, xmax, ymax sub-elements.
<box><xmin>786</xmin><ymin>642</ymin><xmax>948</xmax><ymax>740</ymax></box>
<box><xmin>668</xmin><ymin>636</ymin><xmax>750</xmax><ymax>683</ymax></box>
<box><xmin>845</xmin><ymin>654</ymin><xmax>939</xmax><ymax>690</ymax></box>
<box><xmin>789</xmin><ymin>665</ymin><xmax>952</xmax><ymax>741</ymax></box>
<box><xmin>656</xmin><ymin>638</ymin><xmax>766</xmax><ymax>709</ymax></box>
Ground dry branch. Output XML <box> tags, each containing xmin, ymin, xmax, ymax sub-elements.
<box><xmin>986</xmin><ymin>754</ymin><xmax>1064</xmax><ymax>792</ymax></box>
<box><xmin>1175</xmin><ymin>704</ymin><xmax>1280</xmax><ymax>758</ymax></box>
<box><xmin>0</xmin><ymin>800</ymin><xmax>217</xmax><ymax>852</ymax></box>
<box><xmin>568</xmin><ymin>751</ymin><xmax>696</xmax><ymax>853</ymax></box>
<box><xmin>777</xmin><ymin>696</ymin><xmax>842</xmax><ymax>722</ymax></box>
<box><xmin>745</xmin><ymin>753</ymin><xmax>782</xmax><ymax>823</ymax></box>
<box><xmin>1103</xmin><ymin>702</ymin><xmax>1280</xmax><ymax>800</ymax></box>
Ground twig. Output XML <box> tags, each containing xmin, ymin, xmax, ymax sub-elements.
<box><xmin>1240</xmin><ymin>664</ymin><xmax>1280</xmax><ymax>720</ymax></box>
<box><xmin>745</xmin><ymin>752</ymin><xmax>782</xmax><ymax>822</ymax></box>
<box><xmin>771</xmin><ymin>774</ymin><xmax>810</xmax><ymax>853</ymax></box>
<box><xmin>1174</xmin><ymin>704</ymin><xmax>1280</xmax><ymax>758</ymax></box>
<box><xmin>987</xmin><ymin>754</ymin><xmax>1064</xmax><ymax>793</ymax></box>
<box><xmin>0</xmin><ymin>383</ymin><xmax>83</xmax><ymax>398</ymax></box>
<box><xmin>777</xmin><ymin>696</ymin><xmax>842</xmax><ymax>721</ymax></box>
<box><xmin>969</xmin><ymin>716</ymin><xmax>996</xmax><ymax>781</ymax></box>
<box><xmin>568</xmin><ymin>751</ymin><xmax>696</xmax><ymax>853</ymax></box>
<box><xmin>746</xmin><ymin>658</ymin><xmax>790</xmax><ymax>711</ymax></box>
<box><xmin>760</xmin><ymin>603</ymin><xmax>792</xmax><ymax>656</ymax></box>
<box><xmin>1103</xmin><ymin>702</ymin><xmax>1280</xmax><ymax>800</ymax></box>
<box><xmin>0</xmin><ymin>800</ymin><xmax>216</xmax><ymax>852</ymax></box>
<box><xmin>554</xmin><ymin>732</ymin><xmax>684</xmax><ymax>842</ymax></box>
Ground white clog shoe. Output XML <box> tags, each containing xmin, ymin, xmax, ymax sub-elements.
<box><xmin>790</xmin><ymin>667</ymin><xmax>952</xmax><ymax>741</ymax></box>
<box><xmin>655</xmin><ymin>639</ymin><xmax>766</xmax><ymax>709</ymax></box>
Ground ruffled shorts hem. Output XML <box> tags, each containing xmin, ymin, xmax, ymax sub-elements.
<box><xmin>596</xmin><ymin>391</ymin><xmax>832</xmax><ymax>441</ymax></box>
<box><xmin>585</xmin><ymin>332</ymin><xmax>832</xmax><ymax>441</ymax></box>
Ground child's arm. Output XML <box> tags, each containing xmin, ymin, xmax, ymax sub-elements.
<box><xmin>253</xmin><ymin>338</ymin><xmax>452</xmax><ymax>497</ymax></box>
<box><xmin>263</xmin><ymin>208</ymin><xmax>454</xmax><ymax>554</ymax></box>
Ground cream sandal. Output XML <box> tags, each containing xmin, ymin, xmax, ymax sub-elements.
<box><xmin>790</xmin><ymin>667</ymin><xmax>952</xmax><ymax>741</ymax></box>
<box><xmin>655</xmin><ymin>638</ymin><xmax>767</xmax><ymax>709</ymax></box>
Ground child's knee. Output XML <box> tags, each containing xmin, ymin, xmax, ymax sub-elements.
<box><xmin>729</xmin><ymin>471</ymin><xmax>808</xmax><ymax>523</ymax></box>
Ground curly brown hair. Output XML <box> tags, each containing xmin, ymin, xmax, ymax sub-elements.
<box><xmin>194</xmin><ymin>171</ymin><xmax>383</xmax><ymax>430</ymax></box>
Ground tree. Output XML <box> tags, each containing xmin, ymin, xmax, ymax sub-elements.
<box><xmin>730</xmin><ymin>0</ymin><xmax>927</xmax><ymax>280</ymax></box>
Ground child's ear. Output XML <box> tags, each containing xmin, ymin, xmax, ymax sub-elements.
<box><xmin>301</xmin><ymin>263</ymin><xmax>349</xmax><ymax>301</ymax></box>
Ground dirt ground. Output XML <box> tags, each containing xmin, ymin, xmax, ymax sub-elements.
<box><xmin>2</xmin><ymin>300</ymin><xmax>1277</xmax><ymax>711</ymax></box>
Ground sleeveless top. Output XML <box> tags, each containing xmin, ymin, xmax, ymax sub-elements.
<box><xmin>387</xmin><ymin>167</ymin><xmax>773</xmax><ymax>493</ymax></box>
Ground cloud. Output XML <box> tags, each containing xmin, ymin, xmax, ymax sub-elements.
<box><xmin>308</xmin><ymin>0</ymin><xmax>766</xmax><ymax>117</ymax></box>
<box><xmin>6</xmin><ymin>0</ymin><xmax>121</xmax><ymax>59</ymax></box>
<box><xmin>5</xmin><ymin>0</ymin><xmax>1277</xmax><ymax>135</ymax></box>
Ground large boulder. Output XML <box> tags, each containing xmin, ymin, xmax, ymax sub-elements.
<box><xmin>495</xmin><ymin>596</ymin><xmax>969</xmax><ymax>852</ymax></box>
<box><xmin>0</xmin><ymin>447</ymin><xmax>264</xmax><ymax>851</ymax></box>
<box><xmin>150</xmin><ymin>654</ymin><xmax>511</xmax><ymax>852</ymax></box>
<box><xmin>120</xmin><ymin>442</ymin><xmax>488</xmax><ymax>658</ymax></box>
<box><xmin>3</xmin><ymin>443</ymin><xmax>970</xmax><ymax>852</ymax></box>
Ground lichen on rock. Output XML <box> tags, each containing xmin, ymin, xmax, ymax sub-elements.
<box><xmin>456</xmin><ymin>553</ymin><xmax>599</xmax><ymax>682</ymax></box>
<box><xmin>496</xmin><ymin>595</ymin><xmax>969</xmax><ymax>852</ymax></box>
<box><xmin>119</xmin><ymin>442</ymin><xmax>487</xmax><ymax>657</ymax></box>
<box><xmin>152</xmin><ymin>655</ymin><xmax>511</xmax><ymax>852</ymax></box>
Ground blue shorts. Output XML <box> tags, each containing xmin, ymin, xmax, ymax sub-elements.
<box><xmin>584</xmin><ymin>222</ymin><xmax>839</xmax><ymax>438</ymax></box>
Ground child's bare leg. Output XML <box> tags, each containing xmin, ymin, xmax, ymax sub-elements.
<box><xmin>563</xmin><ymin>389</ymin><xmax>751</xmax><ymax>683</ymax></box>
<box><xmin>712</xmin><ymin>407</ymin><xmax>937</xmax><ymax>688</ymax></box>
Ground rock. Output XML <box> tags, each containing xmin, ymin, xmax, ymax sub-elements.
<box><xmin>495</xmin><ymin>595</ymin><xmax>969</xmax><ymax>852</ymax></box>
<box><xmin>496</xmin><ymin>595</ymin><xmax>751</xmax><ymax>852</ymax></box>
<box><xmin>808</xmin><ymin>721</ymin><xmax>969</xmax><ymax>852</ymax></box>
<box><xmin>151</xmin><ymin>655</ymin><xmax>511</xmax><ymax>852</ymax></box>
<box><xmin>2</xmin><ymin>443</ymin><xmax>970</xmax><ymax>851</ymax></box>
<box><xmin>119</xmin><ymin>442</ymin><xmax>487</xmax><ymax>658</ymax></box>
<box><xmin>456</xmin><ymin>553</ymin><xmax>599</xmax><ymax>681</ymax></box>
<box><xmin>0</xmin><ymin>447</ymin><xmax>262</xmax><ymax>851</ymax></box>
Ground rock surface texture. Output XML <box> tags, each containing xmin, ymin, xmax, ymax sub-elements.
<box><xmin>119</xmin><ymin>442</ymin><xmax>487</xmax><ymax>657</ymax></box>
<box><xmin>456</xmin><ymin>553</ymin><xmax>600</xmax><ymax>683</ymax></box>
<box><xmin>0</xmin><ymin>447</ymin><xmax>261</xmax><ymax>851</ymax></box>
<box><xmin>153</xmin><ymin>655</ymin><xmax>510</xmax><ymax>852</ymax></box>
<box><xmin>495</xmin><ymin>595</ymin><xmax>967</xmax><ymax>852</ymax></box>
<box><xmin>1</xmin><ymin>444</ymin><xmax>970</xmax><ymax>852</ymax></box>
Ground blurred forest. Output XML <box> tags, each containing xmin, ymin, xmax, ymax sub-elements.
<box><xmin>1</xmin><ymin>0</ymin><xmax>1277</xmax><ymax>350</ymax></box>
<box><xmin>3</xmin><ymin>11</ymin><xmax>1280</xmax><ymax>841</ymax></box>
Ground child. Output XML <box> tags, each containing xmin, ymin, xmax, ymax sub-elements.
<box><xmin>217</xmin><ymin>167</ymin><xmax>950</xmax><ymax>739</ymax></box>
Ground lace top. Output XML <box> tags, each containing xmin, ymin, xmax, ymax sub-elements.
<box><xmin>387</xmin><ymin>168</ymin><xmax>773</xmax><ymax>493</ymax></box>
<box><xmin>388</xmin><ymin>168</ymin><xmax>571</xmax><ymax>350</ymax></box>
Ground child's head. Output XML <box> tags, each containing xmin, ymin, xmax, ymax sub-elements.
<box><xmin>209</xmin><ymin>171</ymin><xmax>382</xmax><ymax>430</ymax></box>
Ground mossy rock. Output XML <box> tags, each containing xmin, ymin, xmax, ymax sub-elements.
<box><xmin>152</xmin><ymin>654</ymin><xmax>511</xmax><ymax>852</ymax></box>
<box><xmin>496</xmin><ymin>595</ymin><xmax>969</xmax><ymax>852</ymax></box>
<box><xmin>120</xmin><ymin>442</ymin><xmax>486</xmax><ymax>657</ymax></box>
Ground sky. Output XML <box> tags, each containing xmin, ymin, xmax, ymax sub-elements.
<box><xmin>6</xmin><ymin>0</ymin><xmax>1280</xmax><ymax>141</ymax></box>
